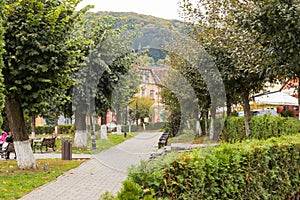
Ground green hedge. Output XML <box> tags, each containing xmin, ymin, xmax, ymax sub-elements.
<box><xmin>35</xmin><ymin>125</ymin><xmax>55</xmax><ymax>134</ymax></box>
<box><xmin>125</xmin><ymin>134</ymin><xmax>300</xmax><ymax>199</ymax></box>
<box><xmin>221</xmin><ymin>116</ymin><xmax>300</xmax><ymax>142</ymax></box>
<box><xmin>145</xmin><ymin>122</ymin><xmax>165</xmax><ymax>130</ymax></box>
<box><xmin>122</xmin><ymin>122</ymin><xmax>166</xmax><ymax>132</ymax></box>
<box><xmin>58</xmin><ymin>124</ymin><xmax>75</xmax><ymax>134</ymax></box>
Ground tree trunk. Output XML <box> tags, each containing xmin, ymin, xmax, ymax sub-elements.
<box><xmin>298</xmin><ymin>85</ymin><xmax>300</xmax><ymax>120</ymax></box>
<box><xmin>101</xmin><ymin>115</ymin><xmax>106</xmax><ymax>125</ymax></box>
<box><xmin>209</xmin><ymin>105</ymin><xmax>216</xmax><ymax>140</ymax></box>
<box><xmin>74</xmin><ymin>110</ymin><xmax>87</xmax><ymax>148</ymax></box>
<box><xmin>196</xmin><ymin>119</ymin><xmax>202</xmax><ymax>136</ymax></box>
<box><xmin>5</xmin><ymin>97</ymin><xmax>36</xmax><ymax>169</ymax></box>
<box><xmin>115</xmin><ymin>105</ymin><xmax>121</xmax><ymax>124</ymax></box>
<box><xmin>226</xmin><ymin>97</ymin><xmax>232</xmax><ymax>117</ymax></box>
<box><xmin>196</xmin><ymin>111</ymin><xmax>202</xmax><ymax>136</ymax></box>
<box><xmin>31</xmin><ymin>115</ymin><xmax>36</xmax><ymax>138</ymax></box>
<box><xmin>242</xmin><ymin>90</ymin><xmax>251</xmax><ymax>138</ymax></box>
<box><xmin>203</xmin><ymin>110</ymin><xmax>209</xmax><ymax>136</ymax></box>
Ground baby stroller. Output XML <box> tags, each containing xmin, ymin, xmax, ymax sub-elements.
<box><xmin>1</xmin><ymin>142</ymin><xmax>16</xmax><ymax>160</ymax></box>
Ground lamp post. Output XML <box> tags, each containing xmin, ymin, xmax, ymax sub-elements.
<box><xmin>124</xmin><ymin>96</ymin><xmax>128</xmax><ymax>138</ymax></box>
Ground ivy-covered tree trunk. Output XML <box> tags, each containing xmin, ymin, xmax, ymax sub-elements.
<box><xmin>74</xmin><ymin>110</ymin><xmax>87</xmax><ymax>148</ymax></box>
<box><xmin>5</xmin><ymin>97</ymin><xmax>36</xmax><ymax>169</ymax></box>
<box><xmin>242</xmin><ymin>90</ymin><xmax>251</xmax><ymax>138</ymax></box>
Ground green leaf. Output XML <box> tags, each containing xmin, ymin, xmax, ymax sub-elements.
<box><xmin>23</xmin><ymin>84</ymin><xmax>32</xmax><ymax>90</ymax></box>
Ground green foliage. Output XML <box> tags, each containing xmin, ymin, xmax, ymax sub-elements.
<box><xmin>280</xmin><ymin>110</ymin><xmax>294</xmax><ymax>117</ymax></box>
<box><xmin>145</xmin><ymin>122</ymin><xmax>165</xmax><ymax>130</ymax></box>
<box><xmin>99</xmin><ymin>191</ymin><xmax>117</xmax><ymax>200</ymax></box>
<box><xmin>241</xmin><ymin>0</ymin><xmax>300</xmax><ymax>80</ymax></box>
<box><xmin>165</xmin><ymin>111</ymin><xmax>182</xmax><ymax>137</ymax></box>
<box><xmin>126</xmin><ymin>134</ymin><xmax>300</xmax><ymax>199</ymax></box>
<box><xmin>129</xmin><ymin>97</ymin><xmax>154</xmax><ymax>122</ymax></box>
<box><xmin>117</xmin><ymin>179</ymin><xmax>143</xmax><ymax>200</ymax></box>
<box><xmin>35</xmin><ymin>125</ymin><xmax>55</xmax><ymax>135</ymax></box>
<box><xmin>94</xmin><ymin>11</ymin><xmax>187</xmax><ymax>65</ymax></box>
<box><xmin>0</xmin><ymin>0</ymin><xmax>5</xmax><ymax>129</ymax></box>
<box><xmin>122</xmin><ymin>122</ymin><xmax>165</xmax><ymax>132</ymax></box>
<box><xmin>3</xmin><ymin>0</ymin><xmax>90</xmax><ymax>114</ymax></box>
<box><xmin>221</xmin><ymin>116</ymin><xmax>300</xmax><ymax>142</ymax></box>
<box><xmin>58</xmin><ymin>124</ymin><xmax>74</xmax><ymax>134</ymax></box>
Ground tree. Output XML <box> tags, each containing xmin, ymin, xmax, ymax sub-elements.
<box><xmin>240</xmin><ymin>0</ymin><xmax>300</xmax><ymax>116</ymax></box>
<box><xmin>2</xmin><ymin>0</ymin><xmax>90</xmax><ymax>169</ymax></box>
<box><xmin>129</xmin><ymin>97</ymin><xmax>154</xmax><ymax>126</ymax></box>
<box><xmin>111</xmin><ymin>67</ymin><xmax>140</xmax><ymax>124</ymax></box>
<box><xmin>72</xmin><ymin>15</ymin><xmax>138</xmax><ymax>148</ymax></box>
<box><xmin>0</xmin><ymin>0</ymin><xmax>5</xmax><ymax>129</ymax></box>
<box><xmin>180</xmin><ymin>0</ymin><xmax>270</xmax><ymax>137</ymax></box>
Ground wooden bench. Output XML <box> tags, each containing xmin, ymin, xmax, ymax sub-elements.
<box><xmin>158</xmin><ymin>132</ymin><xmax>170</xmax><ymax>148</ymax></box>
<box><xmin>33</xmin><ymin>137</ymin><xmax>56</xmax><ymax>153</ymax></box>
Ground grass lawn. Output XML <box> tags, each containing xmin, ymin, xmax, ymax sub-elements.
<box><xmin>0</xmin><ymin>132</ymin><xmax>139</xmax><ymax>199</ymax></box>
<box><xmin>167</xmin><ymin>131</ymin><xmax>206</xmax><ymax>144</ymax></box>
<box><xmin>0</xmin><ymin>159</ymin><xmax>85</xmax><ymax>200</ymax></box>
<box><xmin>72</xmin><ymin>132</ymin><xmax>138</xmax><ymax>154</ymax></box>
<box><xmin>33</xmin><ymin>132</ymin><xmax>138</xmax><ymax>154</ymax></box>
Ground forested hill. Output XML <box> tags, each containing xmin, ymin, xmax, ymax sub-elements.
<box><xmin>93</xmin><ymin>11</ymin><xmax>187</xmax><ymax>63</ymax></box>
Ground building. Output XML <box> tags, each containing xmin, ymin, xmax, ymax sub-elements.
<box><xmin>134</xmin><ymin>65</ymin><xmax>168</xmax><ymax>122</ymax></box>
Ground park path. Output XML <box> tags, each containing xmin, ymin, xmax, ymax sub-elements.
<box><xmin>20</xmin><ymin>132</ymin><xmax>162</xmax><ymax>200</ymax></box>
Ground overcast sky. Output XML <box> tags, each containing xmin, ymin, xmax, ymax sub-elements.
<box><xmin>77</xmin><ymin>0</ymin><xmax>183</xmax><ymax>20</ymax></box>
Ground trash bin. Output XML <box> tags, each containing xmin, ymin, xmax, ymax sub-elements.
<box><xmin>62</xmin><ymin>140</ymin><xmax>72</xmax><ymax>160</ymax></box>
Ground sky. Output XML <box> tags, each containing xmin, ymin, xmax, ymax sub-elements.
<box><xmin>76</xmin><ymin>0</ymin><xmax>182</xmax><ymax>20</ymax></box>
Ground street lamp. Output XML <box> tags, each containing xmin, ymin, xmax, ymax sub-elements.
<box><xmin>124</xmin><ymin>96</ymin><xmax>128</xmax><ymax>138</ymax></box>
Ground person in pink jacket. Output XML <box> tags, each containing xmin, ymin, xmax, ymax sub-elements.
<box><xmin>0</xmin><ymin>131</ymin><xmax>7</xmax><ymax>143</ymax></box>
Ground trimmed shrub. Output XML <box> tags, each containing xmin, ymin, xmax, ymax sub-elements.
<box><xmin>145</xmin><ymin>122</ymin><xmax>165</xmax><ymax>130</ymax></box>
<box><xmin>58</xmin><ymin>124</ymin><xmax>74</xmax><ymax>134</ymax></box>
<box><xmin>122</xmin><ymin>122</ymin><xmax>166</xmax><ymax>132</ymax></box>
<box><xmin>127</xmin><ymin>134</ymin><xmax>300</xmax><ymax>199</ymax></box>
<box><xmin>35</xmin><ymin>125</ymin><xmax>55</xmax><ymax>134</ymax></box>
<box><xmin>221</xmin><ymin>116</ymin><xmax>300</xmax><ymax>142</ymax></box>
<box><xmin>220</xmin><ymin>116</ymin><xmax>245</xmax><ymax>142</ymax></box>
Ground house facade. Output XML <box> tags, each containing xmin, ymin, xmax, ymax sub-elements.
<box><xmin>134</xmin><ymin>65</ymin><xmax>167</xmax><ymax>122</ymax></box>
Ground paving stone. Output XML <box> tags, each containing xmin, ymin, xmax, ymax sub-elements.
<box><xmin>19</xmin><ymin>132</ymin><xmax>162</xmax><ymax>200</ymax></box>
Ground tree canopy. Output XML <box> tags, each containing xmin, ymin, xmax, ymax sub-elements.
<box><xmin>2</xmin><ymin>0</ymin><xmax>91</xmax><ymax>169</ymax></box>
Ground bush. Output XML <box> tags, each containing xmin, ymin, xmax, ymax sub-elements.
<box><xmin>126</xmin><ymin>134</ymin><xmax>300</xmax><ymax>199</ymax></box>
<box><xmin>145</xmin><ymin>122</ymin><xmax>165</xmax><ymax>130</ymax></box>
<box><xmin>58</xmin><ymin>124</ymin><xmax>74</xmax><ymax>134</ymax></box>
<box><xmin>117</xmin><ymin>179</ymin><xmax>142</xmax><ymax>200</ymax></box>
<box><xmin>35</xmin><ymin>125</ymin><xmax>55</xmax><ymax>134</ymax></box>
<box><xmin>280</xmin><ymin>110</ymin><xmax>295</xmax><ymax>117</ymax></box>
<box><xmin>220</xmin><ymin>116</ymin><xmax>300</xmax><ymax>142</ymax></box>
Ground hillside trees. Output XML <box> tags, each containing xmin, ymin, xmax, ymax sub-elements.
<box><xmin>2</xmin><ymin>0</ymin><xmax>90</xmax><ymax>169</ymax></box>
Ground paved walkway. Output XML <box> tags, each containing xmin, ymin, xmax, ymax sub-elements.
<box><xmin>20</xmin><ymin>132</ymin><xmax>162</xmax><ymax>200</ymax></box>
